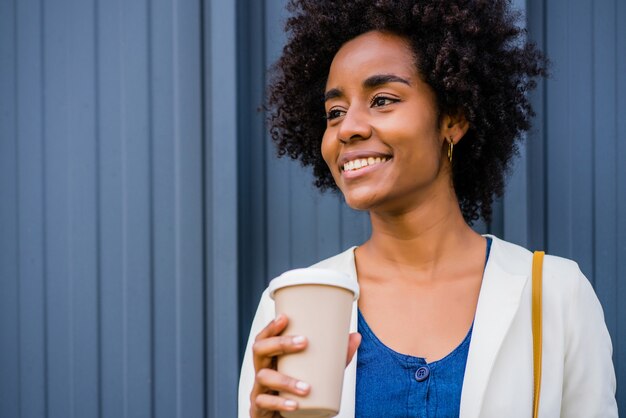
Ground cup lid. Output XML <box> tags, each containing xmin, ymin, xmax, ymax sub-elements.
<box><xmin>268</xmin><ymin>268</ymin><xmax>359</xmax><ymax>301</ymax></box>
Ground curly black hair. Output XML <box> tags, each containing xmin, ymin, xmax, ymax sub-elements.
<box><xmin>267</xmin><ymin>0</ymin><xmax>547</xmax><ymax>223</ymax></box>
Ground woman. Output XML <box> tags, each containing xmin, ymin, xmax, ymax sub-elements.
<box><xmin>239</xmin><ymin>1</ymin><xmax>617</xmax><ymax>417</ymax></box>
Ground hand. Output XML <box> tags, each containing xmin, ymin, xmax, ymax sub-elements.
<box><xmin>249</xmin><ymin>314</ymin><xmax>361</xmax><ymax>418</ymax></box>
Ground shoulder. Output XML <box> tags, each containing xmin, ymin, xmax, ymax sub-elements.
<box><xmin>309</xmin><ymin>246</ymin><xmax>358</xmax><ymax>277</ymax></box>
<box><xmin>486</xmin><ymin>237</ymin><xmax>616</xmax><ymax>415</ymax></box>
<box><xmin>488</xmin><ymin>234</ymin><xmax>596</xmax><ymax>318</ymax></box>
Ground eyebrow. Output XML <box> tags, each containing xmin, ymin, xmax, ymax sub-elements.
<box><xmin>324</xmin><ymin>74</ymin><xmax>411</xmax><ymax>102</ymax></box>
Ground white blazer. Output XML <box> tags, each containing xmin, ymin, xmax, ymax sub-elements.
<box><xmin>238</xmin><ymin>235</ymin><xmax>617</xmax><ymax>417</ymax></box>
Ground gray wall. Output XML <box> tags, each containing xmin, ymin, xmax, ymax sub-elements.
<box><xmin>0</xmin><ymin>0</ymin><xmax>208</xmax><ymax>416</ymax></box>
<box><xmin>0</xmin><ymin>0</ymin><xmax>624</xmax><ymax>417</ymax></box>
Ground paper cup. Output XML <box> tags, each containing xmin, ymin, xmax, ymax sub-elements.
<box><xmin>269</xmin><ymin>268</ymin><xmax>359</xmax><ymax>418</ymax></box>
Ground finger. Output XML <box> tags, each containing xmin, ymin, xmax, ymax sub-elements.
<box><xmin>346</xmin><ymin>332</ymin><xmax>362</xmax><ymax>366</ymax></box>
<box><xmin>253</xmin><ymin>335</ymin><xmax>308</xmax><ymax>369</ymax></box>
<box><xmin>253</xmin><ymin>393</ymin><xmax>299</xmax><ymax>413</ymax></box>
<box><xmin>254</xmin><ymin>314</ymin><xmax>289</xmax><ymax>343</ymax></box>
<box><xmin>256</xmin><ymin>368</ymin><xmax>311</xmax><ymax>396</ymax></box>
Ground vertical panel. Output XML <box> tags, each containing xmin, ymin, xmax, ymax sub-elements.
<box><xmin>616</xmin><ymin>0</ymin><xmax>626</xmax><ymax>410</ymax></box>
<box><xmin>96</xmin><ymin>0</ymin><xmax>126</xmax><ymax>414</ymax></box>
<box><xmin>42</xmin><ymin>0</ymin><xmax>103</xmax><ymax>415</ymax></box>
<box><xmin>0</xmin><ymin>0</ymin><xmax>20</xmax><ymax>416</ymax></box>
<box><xmin>266</xmin><ymin>154</ymin><xmax>293</xmax><ymax>279</ymax></box>
<box><xmin>545</xmin><ymin>0</ymin><xmax>571</xmax><ymax>258</ymax></box>
<box><xmin>489</xmin><ymin>198</ymin><xmax>505</xmax><ymax>238</ymax></box>
<box><xmin>501</xmin><ymin>0</ymin><xmax>529</xmax><ymax>248</ymax></box>
<box><xmin>147</xmin><ymin>0</ymin><xmax>207</xmax><ymax>415</ymax></box>
<box><xmin>97</xmin><ymin>0</ymin><xmax>155</xmax><ymax>416</ymax></box>
<box><xmin>43</xmin><ymin>0</ymin><xmax>73</xmax><ymax>415</ymax></box>
<box><xmin>526</xmin><ymin>0</ymin><xmax>547</xmax><ymax>252</ymax></box>
<box><xmin>119</xmin><ymin>0</ymin><xmax>154</xmax><ymax>409</ymax></box>
<box><xmin>546</xmin><ymin>0</ymin><xmax>594</xmax><ymax>276</ymax></box>
<box><xmin>16</xmin><ymin>0</ymin><xmax>47</xmax><ymax>416</ymax></box>
<box><xmin>236</xmin><ymin>0</ymin><xmax>269</xmax><ymax>362</ymax></box>
<box><xmin>122</xmin><ymin>0</ymin><xmax>156</xmax><ymax>413</ymax></box>
<box><xmin>290</xmin><ymin>165</ymin><xmax>320</xmax><ymax>267</ymax></box>
<box><xmin>264</xmin><ymin>0</ymin><xmax>292</xmax><ymax>280</ymax></box>
<box><xmin>566</xmin><ymin>0</ymin><xmax>594</xmax><ymax>275</ymax></box>
<box><xmin>592</xmin><ymin>0</ymin><xmax>618</xmax><ymax>369</ymax></box>
<box><xmin>151</xmin><ymin>0</ymin><xmax>181</xmax><ymax>415</ymax></box>
<box><xmin>173</xmin><ymin>0</ymin><xmax>204</xmax><ymax>416</ymax></box>
<box><xmin>207</xmin><ymin>0</ymin><xmax>239</xmax><ymax>415</ymax></box>
<box><xmin>503</xmin><ymin>145</ymin><xmax>528</xmax><ymax>247</ymax></box>
<box><xmin>67</xmin><ymin>0</ymin><xmax>100</xmax><ymax>415</ymax></box>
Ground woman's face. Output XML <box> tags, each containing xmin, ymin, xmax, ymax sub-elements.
<box><xmin>321</xmin><ymin>31</ymin><xmax>452</xmax><ymax>213</ymax></box>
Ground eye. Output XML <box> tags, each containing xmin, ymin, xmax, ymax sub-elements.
<box><xmin>371</xmin><ymin>95</ymin><xmax>399</xmax><ymax>107</ymax></box>
<box><xmin>325</xmin><ymin>108</ymin><xmax>345</xmax><ymax>121</ymax></box>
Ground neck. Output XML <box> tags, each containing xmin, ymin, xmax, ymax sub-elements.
<box><xmin>361</xmin><ymin>188</ymin><xmax>482</xmax><ymax>272</ymax></box>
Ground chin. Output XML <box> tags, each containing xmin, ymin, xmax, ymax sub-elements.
<box><xmin>344</xmin><ymin>200</ymin><xmax>371</xmax><ymax>212</ymax></box>
<box><xmin>341</xmin><ymin>189</ymin><xmax>382</xmax><ymax>212</ymax></box>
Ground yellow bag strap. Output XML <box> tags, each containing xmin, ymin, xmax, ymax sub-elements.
<box><xmin>532</xmin><ymin>251</ymin><xmax>544</xmax><ymax>418</ymax></box>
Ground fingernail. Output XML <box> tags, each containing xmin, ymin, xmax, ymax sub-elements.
<box><xmin>284</xmin><ymin>399</ymin><xmax>297</xmax><ymax>409</ymax></box>
<box><xmin>296</xmin><ymin>381</ymin><xmax>310</xmax><ymax>391</ymax></box>
<box><xmin>275</xmin><ymin>314</ymin><xmax>285</xmax><ymax>322</ymax></box>
<box><xmin>292</xmin><ymin>336</ymin><xmax>306</xmax><ymax>345</ymax></box>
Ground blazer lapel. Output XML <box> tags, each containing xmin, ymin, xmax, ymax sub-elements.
<box><xmin>460</xmin><ymin>236</ymin><xmax>529</xmax><ymax>418</ymax></box>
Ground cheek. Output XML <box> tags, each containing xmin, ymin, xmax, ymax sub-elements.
<box><xmin>320</xmin><ymin>132</ymin><xmax>336</xmax><ymax>169</ymax></box>
<box><xmin>384</xmin><ymin>124</ymin><xmax>442</xmax><ymax>172</ymax></box>
<box><xmin>402</xmin><ymin>139</ymin><xmax>441</xmax><ymax>172</ymax></box>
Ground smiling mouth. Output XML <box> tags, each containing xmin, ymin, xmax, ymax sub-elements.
<box><xmin>342</xmin><ymin>156</ymin><xmax>391</xmax><ymax>172</ymax></box>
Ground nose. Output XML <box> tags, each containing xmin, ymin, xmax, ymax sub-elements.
<box><xmin>337</xmin><ymin>104</ymin><xmax>372</xmax><ymax>144</ymax></box>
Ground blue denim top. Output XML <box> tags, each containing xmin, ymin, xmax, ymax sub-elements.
<box><xmin>356</xmin><ymin>237</ymin><xmax>492</xmax><ymax>418</ymax></box>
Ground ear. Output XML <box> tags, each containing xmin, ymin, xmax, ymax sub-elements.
<box><xmin>440</xmin><ymin>109</ymin><xmax>469</xmax><ymax>145</ymax></box>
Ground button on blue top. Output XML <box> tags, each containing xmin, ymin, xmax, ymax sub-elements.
<box><xmin>355</xmin><ymin>237</ymin><xmax>492</xmax><ymax>418</ymax></box>
<box><xmin>414</xmin><ymin>366</ymin><xmax>430</xmax><ymax>382</ymax></box>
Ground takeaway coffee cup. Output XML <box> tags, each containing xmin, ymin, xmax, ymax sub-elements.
<box><xmin>268</xmin><ymin>268</ymin><xmax>360</xmax><ymax>418</ymax></box>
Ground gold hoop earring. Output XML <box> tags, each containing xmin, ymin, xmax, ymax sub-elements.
<box><xmin>447</xmin><ymin>138</ymin><xmax>454</xmax><ymax>163</ymax></box>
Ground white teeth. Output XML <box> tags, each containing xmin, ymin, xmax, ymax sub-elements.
<box><xmin>342</xmin><ymin>157</ymin><xmax>389</xmax><ymax>172</ymax></box>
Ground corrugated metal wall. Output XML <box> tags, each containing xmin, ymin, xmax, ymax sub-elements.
<box><xmin>207</xmin><ymin>0</ymin><xmax>239</xmax><ymax>415</ymax></box>
<box><xmin>0</xmin><ymin>0</ymin><xmax>209</xmax><ymax>416</ymax></box>
<box><xmin>0</xmin><ymin>0</ymin><xmax>624</xmax><ymax>417</ymax></box>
